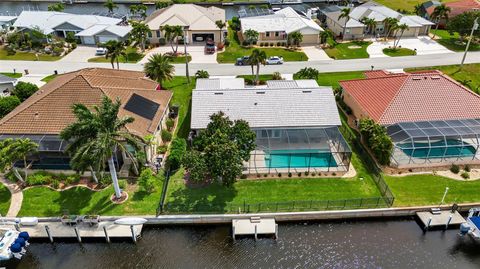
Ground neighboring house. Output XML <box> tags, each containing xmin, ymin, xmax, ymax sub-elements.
<box><xmin>240</xmin><ymin>7</ymin><xmax>323</xmax><ymax>45</ymax></box>
<box><xmin>0</xmin><ymin>74</ymin><xmax>17</xmax><ymax>97</ymax></box>
<box><xmin>421</xmin><ymin>0</ymin><xmax>480</xmax><ymax>27</ymax></box>
<box><xmin>144</xmin><ymin>4</ymin><xmax>226</xmax><ymax>44</ymax></box>
<box><xmin>191</xmin><ymin>78</ymin><xmax>351</xmax><ymax>175</ymax></box>
<box><xmin>324</xmin><ymin>2</ymin><xmax>434</xmax><ymax>39</ymax></box>
<box><xmin>13</xmin><ymin>11</ymin><xmax>131</xmax><ymax>45</ymax></box>
<box><xmin>0</xmin><ymin>16</ymin><xmax>17</xmax><ymax>30</ymax></box>
<box><xmin>0</xmin><ymin>68</ymin><xmax>172</xmax><ymax>172</ymax></box>
<box><xmin>340</xmin><ymin>70</ymin><xmax>480</xmax><ymax>168</ymax></box>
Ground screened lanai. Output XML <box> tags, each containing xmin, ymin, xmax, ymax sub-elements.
<box><xmin>245</xmin><ymin>127</ymin><xmax>351</xmax><ymax>174</ymax></box>
<box><xmin>387</xmin><ymin>119</ymin><xmax>480</xmax><ymax>167</ymax></box>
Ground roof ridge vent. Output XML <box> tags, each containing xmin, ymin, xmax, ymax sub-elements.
<box><xmin>214</xmin><ymin>92</ymin><xmax>224</xmax><ymax>95</ymax></box>
<box><xmin>256</xmin><ymin>91</ymin><xmax>266</xmax><ymax>94</ymax></box>
<box><xmin>431</xmin><ymin>76</ymin><xmax>441</xmax><ymax>80</ymax></box>
<box><xmin>412</xmin><ymin>77</ymin><xmax>422</xmax><ymax>80</ymax></box>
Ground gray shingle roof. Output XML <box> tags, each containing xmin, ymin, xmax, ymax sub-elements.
<box><xmin>0</xmin><ymin>74</ymin><xmax>17</xmax><ymax>85</ymax></box>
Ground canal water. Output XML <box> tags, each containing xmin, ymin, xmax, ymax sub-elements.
<box><xmin>2</xmin><ymin>219</ymin><xmax>480</xmax><ymax>268</ymax></box>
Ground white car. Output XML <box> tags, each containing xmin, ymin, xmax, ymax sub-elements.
<box><xmin>95</xmin><ymin>47</ymin><xmax>108</xmax><ymax>55</ymax></box>
<box><xmin>266</xmin><ymin>56</ymin><xmax>284</xmax><ymax>65</ymax></box>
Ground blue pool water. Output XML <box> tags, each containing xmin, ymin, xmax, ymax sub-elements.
<box><xmin>265</xmin><ymin>149</ymin><xmax>337</xmax><ymax>168</ymax></box>
<box><xmin>398</xmin><ymin>139</ymin><xmax>477</xmax><ymax>159</ymax></box>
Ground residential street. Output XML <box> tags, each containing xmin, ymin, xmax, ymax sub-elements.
<box><xmin>1</xmin><ymin>51</ymin><xmax>480</xmax><ymax>76</ymax></box>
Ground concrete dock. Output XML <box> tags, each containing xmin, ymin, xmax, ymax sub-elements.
<box><xmin>416</xmin><ymin>210</ymin><xmax>465</xmax><ymax>229</ymax></box>
<box><xmin>232</xmin><ymin>217</ymin><xmax>277</xmax><ymax>240</ymax></box>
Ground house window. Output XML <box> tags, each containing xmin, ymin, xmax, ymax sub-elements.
<box><xmin>148</xmin><ymin>31</ymin><xmax>152</xmax><ymax>38</ymax></box>
<box><xmin>266</xmin><ymin>32</ymin><xmax>270</xmax><ymax>37</ymax></box>
<box><xmin>156</xmin><ymin>30</ymin><xmax>161</xmax><ymax>37</ymax></box>
<box><xmin>275</xmin><ymin>32</ymin><xmax>279</xmax><ymax>37</ymax></box>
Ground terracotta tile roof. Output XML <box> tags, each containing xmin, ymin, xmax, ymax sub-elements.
<box><xmin>0</xmin><ymin>68</ymin><xmax>172</xmax><ymax>137</ymax></box>
<box><xmin>427</xmin><ymin>0</ymin><xmax>480</xmax><ymax>17</ymax></box>
<box><xmin>340</xmin><ymin>70</ymin><xmax>480</xmax><ymax>125</ymax></box>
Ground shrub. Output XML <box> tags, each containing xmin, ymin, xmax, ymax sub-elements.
<box><xmin>297</xmin><ymin>172</ymin><xmax>301</xmax><ymax>177</ymax></box>
<box><xmin>161</xmin><ymin>129</ymin><xmax>172</xmax><ymax>142</ymax></box>
<box><xmin>276</xmin><ymin>42</ymin><xmax>281</xmax><ymax>46</ymax></box>
<box><xmin>465</xmin><ymin>164</ymin><xmax>471</xmax><ymax>172</ymax></box>
<box><xmin>263</xmin><ymin>174</ymin><xmax>268</xmax><ymax>177</ymax></box>
<box><xmin>288</xmin><ymin>172</ymin><xmax>292</xmax><ymax>177</ymax></box>
<box><xmin>99</xmin><ymin>175</ymin><xmax>112</xmax><ymax>187</ymax></box>
<box><xmin>65</xmin><ymin>174</ymin><xmax>80</xmax><ymax>185</ymax></box>
<box><xmin>12</xmin><ymin>82</ymin><xmax>38</xmax><ymax>102</ymax></box>
<box><xmin>311</xmin><ymin>172</ymin><xmax>316</xmax><ymax>176</ymax></box>
<box><xmin>0</xmin><ymin>96</ymin><xmax>20</xmax><ymax>118</ymax></box>
<box><xmin>138</xmin><ymin>168</ymin><xmax>157</xmax><ymax>193</ymax></box>
<box><xmin>26</xmin><ymin>172</ymin><xmax>52</xmax><ymax>186</ymax></box>
<box><xmin>240</xmin><ymin>174</ymin><xmax>247</xmax><ymax>179</ymax></box>
<box><xmin>224</xmin><ymin>38</ymin><xmax>230</xmax><ymax>46</ymax></box>
<box><xmin>269</xmin><ymin>43</ymin><xmax>274</xmax><ymax>47</ymax></box>
<box><xmin>159</xmin><ymin>37</ymin><xmax>166</xmax><ymax>46</ymax></box>
<box><xmin>450</xmin><ymin>164</ymin><xmax>460</xmax><ymax>174</ymax></box>
<box><xmin>358</xmin><ymin>118</ymin><xmax>393</xmax><ymax>165</ymax></box>
<box><xmin>304</xmin><ymin>171</ymin><xmax>309</xmax><ymax>176</ymax></box>
<box><xmin>242</xmin><ymin>40</ymin><xmax>249</xmax><ymax>46</ymax></box>
<box><xmin>52</xmin><ymin>47</ymin><xmax>63</xmax><ymax>56</ymax></box>
<box><xmin>157</xmin><ymin>144</ymin><xmax>168</xmax><ymax>154</ymax></box>
<box><xmin>166</xmin><ymin>118</ymin><xmax>175</xmax><ymax>131</ymax></box>
<box><xmin>118</xmin><ymin>179</ymin><xmax>127</xmax><ymax>189</ymax></box>
<box><xmin>461</xmin><ymin>172</ymin><xmax>470</xmax><ymax>179</ymax></box>
<box><xmin>272</xmin><ymin>72</ymin><xmax>282</xmax><ymax>80</ymax></box>
<box><xmin>278</xmin><ymin>173</ymin><xmax>282</xmax><ymax>177</ymax></box>
<box><xmin>332</xmin><ymin>172</ymin><xmax>336</xmax><ymax>176</ymax></box>
<box><xmin>71</xmin><ymin>42</ymin><xmax>77</xmax><ymax>49</ymax></box>
<box><xmin>51</xmin><ymin>179</ymin><xmax>60</xmax><ymax>189</ymax></box>
<box><xmin>166</xmin><ymin>138</ymin><xmax>186</xmax><ymax>171</ymax></box>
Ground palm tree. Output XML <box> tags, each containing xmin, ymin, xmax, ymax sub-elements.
<box><xmin>288</xmin><ymin>31</ymin><xmax>303</xmax><ymax>48</ymax></box>
<box><xmin>104</xmin><ymin>40</ymin><xmax>126</xmax><ymax>69</ymax></box>
<box><xmin>104</xmin><ymin>0</ymin><xmax>118</xmax><ymax>14</ymax></box>
<box><xmin>161</xmin><ymin>25</ymin><xmax>183</xmax><ymax>54</ymax></box>
<box><xmin>0</xmin><ymin>138</ymin><xmax>38</xmax><ymax>183</ymax></box>
<box><xmin>195</xmin><ymin>70</ymin><xmax>209</xmax><ymax>79</ymax></box>
<box><xmin>431</xmin><ymin>4</ymin><xmax>451</xmax><ymax>38</ymax></box>
<box><xmin>338</xmin><ymin>8</ymin><xmax>351</xmax><ymax>40</ymax></box>
<box><xmin>144</xmin><ymin>53</ymin><xmax>174</xmax><ymax>89</ymax></box>
<box><xmin>393</xmin><ymin>23</ymin><xmax>409</xmax><ymax>49</ymax></box>
<box><xmin>361</xmin><ymin>17</ymin><xmax>377</xmax><ymax>36</ymax></box>
<box><xmin>414</xmin><ymin>3</ymin><xmax>423</xmax><ymax>16</ymax></box>
<box><xmin>244</xmin><ymin>29</ymin><xmax>259</xmax><ymax>46</ymax></box>
<box><xmin>215</xmin><ymin>20</ymin><xmax>226</xmax><ymax>43</ymax></box>
<box><xmin>248</xmin><ymin>49</ymin><xmax>267</xmax><ymax>85</ymax></box>
<box><xmin>130</xmin><ymin>21</ymin><xmax>150</xmax><ymax>52</ymax></box>
<box><xmin>61</xmin><ymin>96</ymin><xmax>143</xmax><ymax>199</ymax></box>
<box><xmin>383</xmin><ymin>17</ymin><xmax>399</xmax><ymax>39</ymax></box>
<box><xmin>319</xmin><ymin>30</ymin><xmax>333</xmax><ymax>45</ymax></box>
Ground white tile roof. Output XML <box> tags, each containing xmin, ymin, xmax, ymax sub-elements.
<box><xmin>76</xmin><ymin>24</ymin><xmax>132</xmax><ymax>37</ymax></box>
<box><xmin>191</xmin><ymin>79</ymin><xmax>341</xmax><ymax>129</ymax></box>
<box><xmin>0</xmin><ymin>16</ymin><xmax>17</xmax><ymax>23</ymax></box>
<box><xmin>240</xmin><ymin>7</ymin><xmax>323</xmax><ymax>34</ymax></box>
<box><xmin>13</xmin><ymin>11</ymin><xmax>122</xmax><ymax>34</ymax></box>
<box><xmin>196</xmin><ymin>78</ymin><xmax>245</xmax><ymax>90</ymax></box>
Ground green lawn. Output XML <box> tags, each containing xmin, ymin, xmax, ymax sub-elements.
<box><xmin>385</xmin><ymin>174</ymin><xmax>480</xmax><ymax>206</ymax></box>
<box><xmin>0</xmin><ymin>184</ymin><xmax>11</xmax><ymax>216</ymax></box>
<box><xmin>374</xmin><ymin>0</ymin><xmax>456</xmax><ymax>12</ymax></box>
<box><xmin>0</xmin><ymin>73</ymin><xmax>22</xmax><ymax>79</ymax></box>
<box><xmin>324</xmin><ymin>41</ymin><xmax>371</xmax><ymax>60</ymax></box>
<box><xmin>383</xmin><ymin>48</ymin><xmax>416</xmax><ymax>57</ymax></box>
<box><xmin>315</xmin><ymin>71</ymin><xmax>365</xmax><ymax>89</ymax></box>
<box><xmin>88</xmin><ymin>47</ymin><xmax>144</xmax><ymax>63</ymax></box>
<box><xmin>167</xmin><ymin>55</ymin><xmax>191</xmax><ymax>63</ymax></box>
<box><xmin>41</xmin><ymin>74</ymin><xmax>57</xmax><ymax>83</ymax></box>
<box><xmin>0</xmin><ymin>47</ymin><xmax>62</xmax><ymax>61</ymax></box>
<box><xmin>164</xmin><ymin>76</ymin><xmax>195</xmax><ymax>139</ymax></box>
<box><xmin>217</xmin><ymin>27</ymin><xmax>308</xmax><ymax>63</ymax></box>
<box><xmin>431</xmin><ymin>29</ymin><xmax>480</xmax><ymax>52</ymax></box>
<box><xmin>406</xmin><ymin>63</ymin><xmax>480</xmax><ymax>93</ymax></box>
<box><xmin>18</xmin><ymin>182</ymin><xmax>163</xmax><ymax>217</ymax></box>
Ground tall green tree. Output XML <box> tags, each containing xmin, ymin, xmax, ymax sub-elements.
<box><xmin>243</xmin><ymin>29</ymin><xmax>259</xmax><ymax>46</ymax></box>
<box><xmin>383</xmin><ymin>17</ymin><xmax>399</xmax><ymax>39</ymax></box>
<box><xmin>60</xmin><ymin>96</ymin><xmax>143</xmax><ymax>199</ymax></box>
<box><xmin>160</xmin><ymin>24</ymin><xmax>183</xmax><ymax>53</ymax></box>
<box><xmin>12</xmin><ymin>81</ymin><xmax>38</xmax><ymax>102</ymax></box>
<box><xmin>359</xmin><ymin>118</ymin><xmax>393</xmax><ymax>165</ymax></box>
<box><xmin>319</xmin><ymin>29</ymin><xmax>333</xmax><ymax>44</ymax></box>
<box><xmin>248</xmin><ymin>49</ymin><xmax>267</xmax><ymax>85</ymax></box>
<box><xmin>129</xmin><ymin>4</ymin><xmax>147</xmax><ymax>19</ymax></box>
<box><xmin>104</xmin><ymin>40</ymin><xmax>126</xmax><ymax>69</ymax></box>
<box><xmin>361</xmin><ymin>17</ymin><xmax>376</xmax><ymax>36</ymax></box>
<box><xmin>294</xmin><ymin>67</ymin><xmax>319</xmax><ymax>80</ymax></box>
<box><xmin>143</xmin><ymin>53</ymin><xmax>174</xmax><ymax>89</ymax></box>
<box><xmin>338</xmin><ymin>8</ymin><xmax>351</xmax><ymax>39</ymax></box>
<box><xmin>155</xmin><ymin>1</ymin><xmax>172</xmax><ymax>9</ymax></box>
<box><xmin>431</xmin><ymin>4</ymin><xmax>451</xmax><ymax>39</ymax></box>
<box><xmin>48</xmin><ymin>3</ymin><xmax>65</xmax><ymax>12</ymax></box>
<box><xmin>447</xmin><ymin>11</ymin><xmax>480</xmax><ymax>41</ymax></box>
<box><xmin>288</xmin><ymin>31</ymin><xmax>303</xmax><ymax>47</ymax></box>
<box><xmin>215</xmin><ymin>20</ymin><xmax>226</xmax><ymax>43</ymax></box>
<box><xmin>393</xmin><ymin>23</ymin><xmax>409</xmax><ymax>48</ymax></box>
<box><xmin>414</xmin><ymin>3</ymin><xmax>423</xmax><ymax>16</ymax></box>
<box><xmin>0</xmin><ymin>138</ymin><xmax>38</xmax><ymax>183</ymax></box>
<box><xmin>130</xmin><ymin>21</ymin><xmax>150</xmax><ymax>52</ymax></box>
<box><xmin>0</xmin><ymin>96</ymin><xmax>20</xmax><ymax>119</ymax></box>
<box><xmin>104</xmin><ymin>0</ymin><xmax>118</xmax><ymax>14</ymax></box>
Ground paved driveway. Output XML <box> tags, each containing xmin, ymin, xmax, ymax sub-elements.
<box><xmin>59</xmin><ymin>45</ymin><xmax>98</xmax><ymax>63</ymax></box>
<box><xmin>18</xmin><ymin>74</ymin><xmax>49</xmax><ymax>87</ymax></box>
<box><xmin>367</xmin><ymin>37</ymin><xmax>454</xmax><ymax>58</ymax></box>
<box><xmin>302</xmin><ymin>46</ymin><xmax>332</xmax><ymax>61</ymax></box>
<box><xmin>139</xmin><ymin>45</ymin><xmax>217</xmax><ymax>64</ymax></box>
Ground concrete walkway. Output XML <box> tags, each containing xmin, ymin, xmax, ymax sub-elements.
<box><xmin>302</xmin><ymin>46</ymin><xmax>332</xmax><ymax>61</ymax></box>
<box><xmin>18</xmin><ymin>74</ymin><xmax>49</xmax><ymax>87</ymax></box>
<box><xmin>0</xmin><ymin>177</ymin><xmax>23</xmax><ymax>217</ymax></box>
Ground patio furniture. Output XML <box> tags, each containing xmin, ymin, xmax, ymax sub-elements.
<box><xmin>81</xmin><ymin>215</ymin><xmax>100</xmax><ymax>226</ymax></box>
<box><xmin>61</xmin><ymin>215</ymin><xmax>79</xmax><ymax>226</ymax></box>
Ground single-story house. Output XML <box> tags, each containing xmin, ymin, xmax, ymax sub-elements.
<box><xmin>13</xmin><ymin>11</ymin><xmax>131</xmax><ymax>45</ymax></box>
<box><xmin>0</xmin><ymin>68</ymin><xmax>172</xmax><ymax>173</ymax></box>
<box><xmin>0</xmin><ymin>74</ymin><xmax>17</xmax><ymax>97</ymax></box>
<box><xmin>420</xmin><ymin>0</ymin><xmax>480</xmax><ymax>27</ymax></box>
<box><xmin>191</xmin><ymin>78</ymin><xmax>351</xmax><ymax>175</ymax></box>
<box><xmin>324</xmin><ymin>2</ymin><xmax>434</xmax><ymax>39</ymax></box>
<box><xmin>0</xmin><ymin>16</ymin><xmax>17</xmax><ymax>30</ymax></box>
<box><xmin>240</xmin><ymin>7</ymin><xmax>324</xmax><ymax>45</ymax></box>
<box><xmin>340</xmin><ymin>70</ymin><xmax>480</xmax><ymax>168</ymax></box>
<box><xmin>144</xmin><ymin>4</ymin><xmax>226</xmax><ymax>44</ymax></box>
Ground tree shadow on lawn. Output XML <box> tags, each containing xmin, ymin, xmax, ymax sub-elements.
<box><xmin>176</xmin><ymin>100</ymin><xmax>191</xmax><ymax>139</ymax></box>
<box><xmin>53</xmin><ymin>187</ymin><xmax>96</xmax><ymax>215</ymax></box>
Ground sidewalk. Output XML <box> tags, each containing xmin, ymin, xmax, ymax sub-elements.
<box><xmin>0</xmin><ymin>177</ymin><xmax>23</xmax><ymax>217</ymax></box>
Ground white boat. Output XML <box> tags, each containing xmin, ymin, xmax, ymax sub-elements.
<box><xmin>459</xmin><ymin>208</ymin><xmax>480</xmax><ymax>239</ymax></box>
<box><xmin>0</xmin><ymin>228</ymin><xmax>29</xmax><ymax>261</ymax></box>
<box><xmin>114</xmin><ymin>218</ymin><xmax>148</xmax><ymax>226</ymax></box>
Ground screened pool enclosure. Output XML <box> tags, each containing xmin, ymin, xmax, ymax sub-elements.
<box><xmin>245</xmin><ymin>127</ymin><xmax>351</xmax><ymax>174</ymax></box>
<box><xmin>387</xmin><ymin>119</ymin><xmax>480</xmax><ymax>167</ymax></box>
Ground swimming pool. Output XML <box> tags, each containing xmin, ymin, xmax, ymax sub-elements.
<box><xmin>264</xmin><ymin>149</ymin><xmax>338</xmax><ymax>168</ymax></box>
<box><xmin>398</xmin><ymin>139</ymin><xmax>477</xmax><ymax>159</ymax></box>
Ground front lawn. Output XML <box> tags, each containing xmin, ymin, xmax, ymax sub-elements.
<box><xmin>383</xmin><ymin>48</ymin><xmax>416</xmax><ymax>57</ymax></box>
<box><xmin>167</xmin><ymin>55</ymin><xmax>191</xmax><ymax>64</ymax></box>
<box><xmin>88</xmin><ymin>47</ymin><xmax>144</xmax><ymax>63</ymax></box>
<box><xmin>0</xmin><ymin>73</ymin><xmax>22</xmax><ymax>78</ymax></box>
<box><xmin>217</xmin><ymin>27</ymin><xmax>308</xmax><ymax>63</ymax></box>
<box><xmin>374</xmin><ymin>0</ymin><xmax>456</xmax><ymax>12</ymax></box>
<box><xmin>385</xmin><ymin>174</ymin><xmax>480</xmax><ymax>206</ymax></box>
<box><xmin>324</xmin><ymin>41</ymin><xmax>371</xmax><ymax>59</ymax></box>
<box><xmin>0</xmin><ymin>46</ymin><xmax>62</xmax><ymax>61</ymax></box>
<box><xmin>0</xmin><ymin>184</ymin><xmax>11</xmax><ymax>216</ymax></box>
<box><xmin>41</xmin><ymin>74</ymin><xmax>57</xmax><ymax>83</ymax></box>
<box><xmin>406</xmin><ymin>63</ymin><xmax>480</xmax><ymax>93</ymax></box>
<box><xmin>315</xmin><ymin>71</ymin><xmax>366</xmax><ymax>89</ymax></box>
<box><xmin>431</xmin><ymin>29</ymin><xmax>480</xmax><ymax>52</ymax></box>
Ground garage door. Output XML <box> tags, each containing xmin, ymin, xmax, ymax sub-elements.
<box><xmin>192</xmin><ymin>33</ymin><xmax>214</xmax><ymax>43</ymax></box>
<box><xmin>98</xmin><ymin>35</ymin><xmax>118</xmax><ymax>44</ymax></box>
<box><xmin>82</xmin><ymin>36</ymin><xmax>95</xmax><ymax>45</ymax></box>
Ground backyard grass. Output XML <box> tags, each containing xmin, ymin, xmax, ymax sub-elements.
<box><xmin>385</xmin><ymin>174</ymin><xmax>480</xmax><ymax>206</ymax></box>
<box><xmin>88</xmin><ymin>47</ymin><xmax>144</xmax><ymax>63</ymax></box>
<box><xmin>0</xmin><ymin>184</ymin><xmax>11</xmax><ymax>216</ymax></box>
<box><xmin>406</xmin><ymin>63</ymin><xmax>480</xmax><ymax>93</ymax></box>
<box><xmin>316</xmin><ymin>71</ymin><xmax>365</xmax><ymax>89</ymax></box>
<box><xmin>374</xmin><ymin>0</ymin><xmax>456</xmax><ymax>12</ymax></box>
<box><xmin>0</xmin><ymin>72</ymin><xmax>22</xmax><ymax>78</ymax></box>
<box><xmin>164</xmin><ymin>76</ymin><xmax>195</xmax><ymax>139</ymax></box>
<box><xmin>41</xmin><ymin>74</ymin><xmax>57</xmax><ymax>83</ymax></box>
<box><xmin>383</xmin><ymin>48</ymin><xmax>416</xmax><ymax>57</ymax></box>
<box><xmin>217</xmin><ymin>27</ymin><xmax>308</xmax><ymax>63</ymax></box>
<box><xmin>324</xmin><ymin>41</ymin><xmax>371</xmax><ymax>60</ymax></box>
<box><xmin>431</xmin><ymin>29</ymin><xmax>480</xmax><ymax>52</ymax></box>
<box><xmin>0</xmin><ymin>46</ymin><xmax>62</xmax><ymax>61</ymax></box>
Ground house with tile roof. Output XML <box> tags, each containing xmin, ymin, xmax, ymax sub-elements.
<box><xmin>0</xmin><ymin>68</ymin><xmax>172</xmax><ymax>171</ymax></box>
<box><xmin>191</xmin><ymin>78</ymin><xmax>351</xmax><ymax>175</ymax></box>
<box><xmin>421</xmin><ymin>0</ymin><xmax>480</xmax><ymax>27</ymax></box>
<box><xmin>324</xmin><ymin>1</ymin><xmax>434</xmax><ymax>39</ymax></box>
<box><xmin>144</xmin><ymin>4</ymin><xmax>226</xmax><ymax>44</ymax></box>
<box><xmin>340</xmin><ymin>70</ymin><xmax>480</xmax><ymax>168</ymax></box>
<box><xmin>0</xmin><ymin>74</ymin><xmax>17</xmax><ymax>97</ymax></box>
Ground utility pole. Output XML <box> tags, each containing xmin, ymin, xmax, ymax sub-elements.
<box><xmin>460</xmin><ymin>17</ymin><xmax>478</xmax><ymax>70</ymax></box>
<box><xmin>183</xmin><ymin>26</ymin><xmax>190</xmax><ymax>84</ymax></box>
